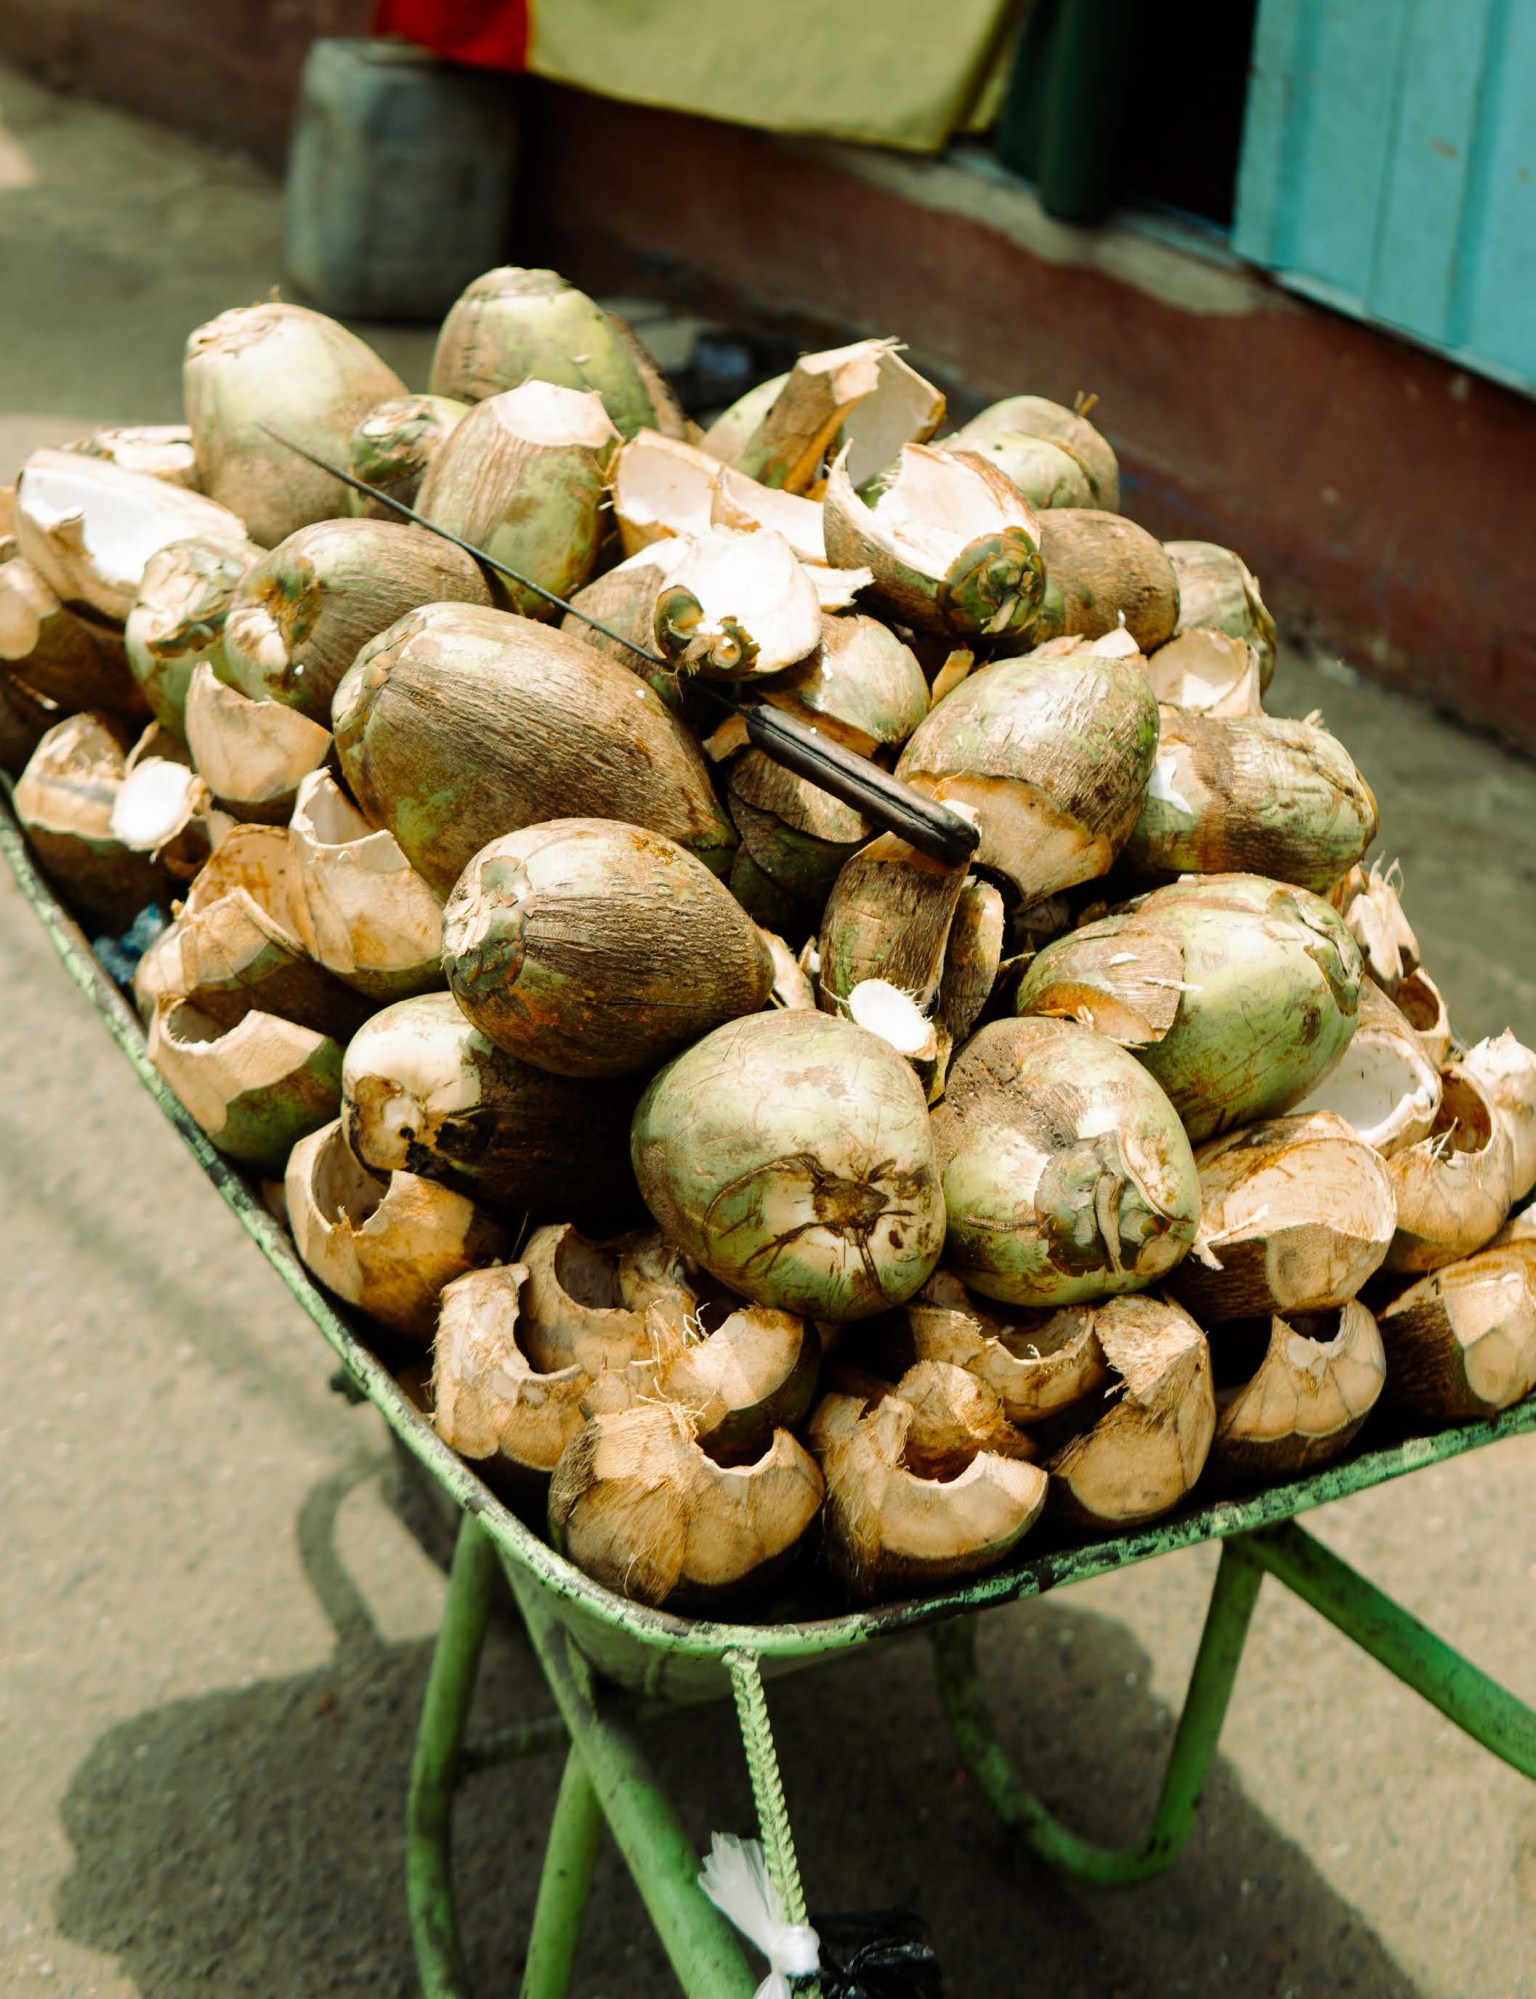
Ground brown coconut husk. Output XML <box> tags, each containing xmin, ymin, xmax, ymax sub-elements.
<box><xmin>1394</xmin><ymin>967</ymin><xmax>1452</xmax><ymax>1067</ymax></box>
<box><xmin>1209</xmin><ymin>1300</ymin><xmax>1387</xmax><ymax>1483</ymax></box>
<box><xmin>549</xmin><ymin>1402</ymin><xmax>825</xmax><ymax>1607</ymax></box>
<box><xmin>288</xmin><ymin>768</ymin><xmax>443</xmax><ymax>1001</ymax></box>
<box><xmin>1125</xmin><ymin>711</ymin><xmax>1378</xmax><ymax>893</ymax></box>
<box><xmin>758</xmin><ymin>610</ymin><xmax>929</xmax><ymax>754</ymax></box>
<box><xmin>134</xmin><ymin>823</ymin><xmax>372</xmax><ymax>1039</ymax></box>
<box><xmin>182</xmin><ymin>663</ymin><xmax>332</xmax><ymax>824</ymax></box>
<box><xmin>1173</xmin><ymin>1113</ymin><xmax>1396</xmax><ymax>1322</ymax></box>
<box><xmin>1027</xmin><ymin>510</ymin><xmax>1180</xmax><ymax>652</ymax></box>
<box><xmin>1379</xmin><ymin>1241</ymin><xmax>1536</xmax><ymax>1420</ymax></box>
<box><xmin>1046</xmin><ymin>1295</ymin><xmax>1215</xmax><ymax>1528</ymax></box>
<box><xmin>820</xmin><ymin>1390</ymin><xmax>1046</xmax><ymax>1598</ymax></box>
<box><xmin>12</xmin><ymin>710</ymin><xmax>168</xmax><ymax>928</ymax></box>
<box><xmin>902</xmin><ymin>1270</ymin><xmax>1110</xmax><ymax>1425</ymax></box>
<box><xmin>818</xmin><ymin>833</ymin><xmax>969</xmax><ymax>1013</ymax></box>
<box><xmin>442</xmin><ymin>817</ymin><xmax>774</xmax><ymax>1079</ymax></box>
<box><xmin>729</xmin><ymin>751</ymin><xmax>872</xmax><ymax>905</ymax></box>
<box><xmin>331</xmin><ymin>602</ymin><xmax>737</xmax><ymax>895</ymax></box>
<box><xmin>285</xmin><ymin>1117</ymin><xmax>510</xmax><ymax>1340</ymax></box>
<box><xmin>0</xmin><ymin>552</ymin><xmax>149</xmax><ymax>718</ymax></box>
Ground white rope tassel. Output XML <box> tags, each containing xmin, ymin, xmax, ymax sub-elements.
<box><xmin>699</xmin><ymin>1832</ymin><xmax>820</xmax><ymax>1999</ymax></box>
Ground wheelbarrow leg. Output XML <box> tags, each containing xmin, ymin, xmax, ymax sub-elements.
<box><xmin>519</xmin><ymin>1747</ymin><xmax>604</xmax><ymax>1999</ymax></box>
<box><xmin>505</xmin><ymin>1561</ymin><xmax>761</xmax><ymax>1999</ymax></box>
<box><xmin>932</xmin><ymin>1537</ymin><xmax>1264</xmax><ymax>1885</ymax></box>
<box><xmin>408</xmin><ymin>1510</ymin><xmax>499</xmax><ymax>1999</ymax></box>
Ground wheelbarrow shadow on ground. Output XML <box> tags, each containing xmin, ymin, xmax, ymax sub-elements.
<box><xmin>53</xmin><ymin>1461</ymin><xmax>1429</xmax><ymax>1999</ymax></box>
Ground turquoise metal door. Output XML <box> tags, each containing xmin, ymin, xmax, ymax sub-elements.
<box><xmin>1234</xmin><ymin>0</ymin><xmax>1536</xmax><ymax>394</ymax></box>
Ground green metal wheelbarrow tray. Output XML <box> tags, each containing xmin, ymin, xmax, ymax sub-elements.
<box><xmin>5</xmin><ymin>790</ymin><xmax>1534</xmax><ymax>1999</ymax></box>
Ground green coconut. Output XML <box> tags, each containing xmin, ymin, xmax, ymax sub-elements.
<box><xmin>931</xmin><ymin>1017</ymin><xmax>1199</xmax><ymax>1308</ymax></box>
<box><xmin>330</xmin><ymin>602</ymin><xmax>737</xmax><ymax>894</ymax></box>
<box><xmin>631</xmin><ymin>1010</ymin><xmax>948</xmax><ymax>1321</ymax></box>
<box><xmin>441</xmin><ymin>817</ymin><xmax>774</xmax><ymax>1078</ymax></box>
<box><xmin>221</xmin><ymin>518</ymin><xmax>492</xmax><ymax>723</ymax></box>
<box><xmin>342</xmin><ymin>992</ymin><xmax>640</xmax><ymax>1222</ymax></box>
<box><xmin>948</xmin><ymin>432</ymin><xmax>1095</xmax><ymax>511</ymax></box>
<box><xmin>894</xmin><ymin>631</ymin><xmax>1158</xmax><ymax>905</ymax></box>
<box><xmin>125</xmin><ymin>535</ymin><xmax>264</xmax><ymax>733</ymax></box>
<box><xmin>1125</xmin><ymin>711</ymin><xmax>1379</xmax><ymax>892</ymax></box>
<box><xmin>428</xmin><ymin>267</ymin><xmax>668</xmax><ymax>439</ymax></box>
<box><xmin>946</xmin><ymin>394</ymin><xmax>1119</xmax><ymax>510</ymax></box>
<box><xmin>183</xmin><ymin>303</ymin><xmax>407</xmax><ymax>545</ymax></box>
<box><xmin>1023</xmin><ymin>510</ymin><xmax>1180</xmax><ymax>652</ymax></box>
<box><xmin>1165</xmin><ymin>540</ymin><xmax>1277</xmax><ymax>691</ymax></box>
<box><xmin>416</xmin><ymin>380</ymin><xmax>618</xmax><ymax>621</ymax></box>
<box><xmin>1017</xmin><ymin>874</ymin><xmax>1364</xmax><ymax>1144</ymax></box>
<box><xmin>345</xmin><ymin>393</ymin><xmax>468</xmax><ymax>518</ymax></box>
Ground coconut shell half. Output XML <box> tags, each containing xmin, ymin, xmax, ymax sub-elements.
<box><xmin>148</xmin><ymin>997</ymin><xmax>342</xmax><ymax>1169</ymax></box>
<box><xmin>1209</xmin><ymin>1300</ymin><xmax>1386</xmax><ymax>1484</ymax></box>
<box><xmin>288</xmin><ymin>768</ymin><xmax>443</xmax><ymax>1001</ymax></box>
<box><xmin>13</xmin><ymin>710</ymin><xmax>168</xmax><ymax>929</ymax></box>
<box><xmin>1379</xmin><ymin>1241</ymin><xmax>1536</xmax><ymax>1420</ymax></box>
<box><xmin>285</xmin><ymin>1117</ymin><xmax>510</xmax><ymax>1340</ymax></box>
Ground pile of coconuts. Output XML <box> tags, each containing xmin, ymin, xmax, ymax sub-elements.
<box><xmin>6</xmin><ymin>272</ymin><xmax>1536</xmax><ymax>1613</ymax></box>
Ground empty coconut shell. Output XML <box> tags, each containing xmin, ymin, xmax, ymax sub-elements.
<box><xmin>1457</xmin><ymin>1031</ymin><xmax>1536</xmax><ymax>1203</ymax></box>
<box><xmin>1047</xmin><ymin>1295</ymin><xmax>1215</xmax><ymax>1529</ymax></box>
<box><xmin>548</xmin><ymin>1402</ymin><xmax>825</xmax><ymax>1607</ymax></box>
<box><xmin>653</xmin><ymin>527</ymin><xmax>823</xmax><ymax>680</ymax></box>
<box><xmin>729</xmin><ymin>338</ymin><xmax>945</xmax><ymax>494</ymax></box>
<box><xmin>13</xmin><ymin>710</ymin><xmax>168</xmax><ymax>929</ymax></box>
<box><xmin>288</xmin><ymin>769</ymin><xmax>443</xmax><ymax>1001</ymax></box>
<box><xmin>1288</xmin><ymin>978</ymin><xmax>1440</xmax><ymax>1157</ymax></box>
<box><xmin>285</xmin><ymin>1117</ymin><xmax>510</xmax><ymax>1340</ymax></box>
<box><xmin>148</xmin><ymin>996</ymin><xmax>342</xmax><ymax>1169</ymax></box>
<box><xmin>1331</xmin><ymin>859</ymin><xmax>1419</xmax><ymax>993</ymax></box>
<box><xmin>1379</xmin><ymin>1241</ymin><xmax>1536</xmax><ymax>1420</ymax></box>
<box><xmin>2</xmin><ymin>552</ymin><xmax>149</xmax><ymax>719</ymax></box>
<box><xmin>902</xmin><ymin>1270</ymin><xmax>1110</xmax><ymax>1424</ymax></box>
<box><xmin>1383</xmin><ymin>1067</ymin><xmax>1514</xmax><ymax>1273</ymax></box>
<box><xmin>1208</xmin><ymin>1300</ymin><xmax>1386</xmax><ymax>1483</ymax></box>
<box><xmin>125</xmin><ymin>535</ymin><xmax>263</xmax><ymax>733</ymax></box>
<box><xmin>182</xmin><ymin>663</ymin><xmax>331</xmax><ymax>824</ymax></box>
<box><xmin>1143</xmin><ymin>628</ymin><xmax>1264</xmax><ymax>718</ymax></box>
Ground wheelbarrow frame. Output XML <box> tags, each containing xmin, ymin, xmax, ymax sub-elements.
<box><xmin>5</xmin><ymin>791</ymin><xmax>1533</xmax><ymax>1999</ymax></box>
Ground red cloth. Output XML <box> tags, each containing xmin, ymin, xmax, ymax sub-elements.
<box><xmin>374</xmin><ymin>0</ymin><xmax>530</xmax><ymax>72</ymax></box>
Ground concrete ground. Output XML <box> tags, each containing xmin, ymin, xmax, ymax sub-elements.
<box><xmin>1</xmin><ymin>61</ymin><xmax>1533</xmax><ymax>1999</ymax></box>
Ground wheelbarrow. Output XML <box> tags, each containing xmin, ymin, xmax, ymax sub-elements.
<box><xmin>4</xmin><ymin>789</ymin><xmax>1533</xmax><ymax>1999</ymax></box>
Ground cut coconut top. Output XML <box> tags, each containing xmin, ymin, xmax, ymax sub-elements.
<box><xmin>1145</xmin><ymin>628</ymin><xmax>1262</xmax><ymax>715</ymax></box>
<box><xmin>864</xmin><ymin>445</ymin><xmax>1028</xmax><ymax>575</ymax></box>
<box><xmin>110</xmin><ymin>756</ymin><xmax>205</xmax><ymax>852</ymax></box>
<box><xmin>613</xmin><ymin>430</ymin><xmax>718</xmax><ymax>543</ymax></box>
<box><xmin>69</xmin><ymin>423</ymin><xmax>199</xmax><ymax>487</ymax></box>
<box><xmin>485</xmin><ymin>378</ymin><xmax>618</xmax><ymax>450</ymax></box>
<box><xmin>14</xmin><ymin>448</ymin><xmax>251</xmax><ymax>621</ymax></box>
<box><xmin>653</xmin><ymin>527</ymin><xmax>822</xmax><ymax>678</ymax></box>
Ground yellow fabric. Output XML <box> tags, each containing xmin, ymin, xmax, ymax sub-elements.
<box><xmin>526</xmin><ymin>0</ymin><xmax>1024</xmax><ymax>152</ymax></box>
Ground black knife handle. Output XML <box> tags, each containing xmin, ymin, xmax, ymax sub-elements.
<box><xmin>744</xmin><ymin>705</ymin><xmax>980</xmax><ymax>866</ymax></box>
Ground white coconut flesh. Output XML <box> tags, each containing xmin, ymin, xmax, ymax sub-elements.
<box><xmin>807</xmin><ymin>566</ymin><xmax>871</xmax><ymax>610</ymax></box>
<box><xmin>865</xmin><ymin>448</ymin><xmax>1022</xmax><ymax>580</ymax></box>
<box><xmin>837</xmin><ymin>347</ymin><xmax>946</xmax><ymax>487</ymax></box>
<box><xmin>711</xmin><ymin>467</ymin><xmax>827</xmax><ymax>563</ymax></box>
<box><xmin>1290</xmin><ymin>1031</ymin><xmax>1440</xmax><ymax>1155</ymax></box>
<box><xmin>183</xmin><ymin>663</ymin><xmax>331</xmax><ymax>805</ymax></box>
<box><xmin>613</xmin><ymin>431</ymin><xmax>719</xmax><ymax>544</ymax></box>
<box><xmin>1146</xmin><ymin>629</ymin><xmax>1262</xmax><ymax>714</ymax></box>
<box><xmin>14</xmin><ymin>449</ymin><xmax>249</xmax><ymax>620</ymax></box>
<box><xmin>846</xmin><ymin>980</ymin><xmax>937</xmax><ymax>1062</ymax></box>
<box><xmin>109</xmin><ymin>755</ymin><xmax>204</xmax><ymax>852</ymax></box>
<box><xmin>656</xmin><ymin>528</ymin><xmax>822</xmax><ymax>677</ymax></box>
